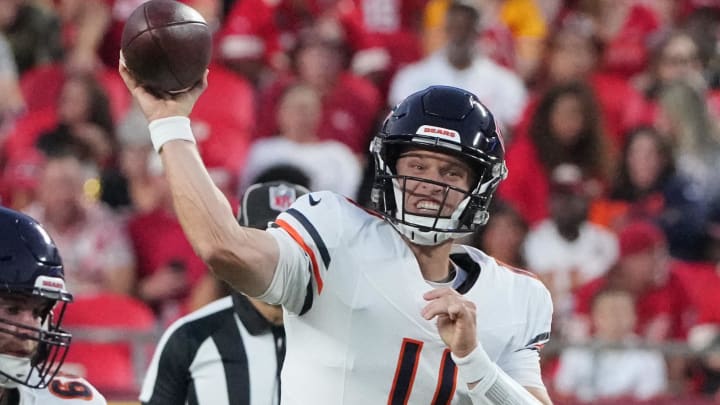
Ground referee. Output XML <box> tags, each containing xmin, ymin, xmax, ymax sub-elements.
<box><xmin>139</xmin><ymin>181</ymin><xmax>309</xmax><ymax>405</ymax></box>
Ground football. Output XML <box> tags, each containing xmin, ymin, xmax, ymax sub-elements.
<box><xmin>120</xmin><ymin>0</ymin><xmax>212</xmax><ymax>96</ymax></box>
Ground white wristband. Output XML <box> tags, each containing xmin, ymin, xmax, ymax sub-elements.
<box><xmin>149</xmin><ymin>116</ymin><xmax>196</xmax><ymax>153</ymax></box>
<box><xmin>451</xmin><ymin>345</ymin><xmax>498</xmax><ymax>387</ymax></box>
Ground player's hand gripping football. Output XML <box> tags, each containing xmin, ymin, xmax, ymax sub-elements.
<box><xmin>422</xmin><ymin>287</ymin><xmax>478</xmax><ymax>357</ymax></box>
<box><xmin>119</xmin><ymin>51</ymin><xmax>208</xmax><ymax>122</ymax></box>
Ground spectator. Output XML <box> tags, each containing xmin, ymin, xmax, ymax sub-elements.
<box><xmin>240</xmin><ymin>84</ymin><xmax>362</xmax><ymax>198</ymax></box>
<box><xmin>590</xmin><ymin>126</ymin><xmax>707</xmax><ymax>261</ymax></box>
<box><xmin>570</xmin><ymin>221</ymin><xmax>693</xmax><ymax>343</ymax></box>
<box><xmin>36</xmin><ymin>73</ymin><xmax>116</xmax><ymax>168</ymax></box>
<box><xmin>470</xmin><ymin>199</ymin><xmax>529</xmax><ymax>269</ymax></box>
<box><xmin>256</xmin><ymin>25</ymin><xmax>382</xmax><ymax>155</ymax></box>
<box><xmin>32</xmin><ymin>72</ymin><xmax>129</xmax><ymax>209</ymax></box>
<box><xmin>56</xmin><ymin>0</ymin><xmax>111</xmax><ymax>73</ymax></box>
<box><xmin>423</xmin><ymin>0</ymin><xmax>549</xmax><ymax>82</ymax></box>
<box><xmin>499</xmin><ymin>81</ymin><xmax>611</xmax><ymax>225</ymax></box>
<box><xmin>0</xmin><ymin>33</ymin><xmax>24</xmax><ymax>135</ymax></box>
<box><xmin>574</xmin><ymin>0</ymin><xmax>663</xmax><ymax>80</ymax></box>
<box><xmin>524</xmin><ymin>16</ymin><xmax>650</xmax><ymax>148</ymax></box>
<box><xmin>523</xmin><ymin>164</ymin><xmax>617</xmax><ymax>336</ymax></box>
<box><xmin>140</xmin><ymin>181</ymin><xmax>309</xmax><ymax>405</ymax></box>
<box><xmin>655</xmin><ymin>80</ymin><xmax>720</xmax><ymax>201</ymax></box>
<box><xmin>678</xmin><ymin>200</ymin><xmax>720</xmax><ymax>399</ymax></box>
<box><xmin>640</xmin><ymin>30</ymin><xmax>707</xmax><ymax>104</ymax></box>
<box><xmin>23</xmin><ymin>153</ymin><xmax>136</xmax><ymax>296</ymax></box>
<box><xmin>554</xmin><ymin>288</ymin><xmax>668</xmax><ymax>402</ymax></box>
<box><xmin>390</xmin><ymin>0</ymin><xmax>527</xmax><ymax>133</ymax></box>
<box><xmin>0</xmin><ymin>0</ymin><xmax>63</xmax><ymax>74</ymax></box>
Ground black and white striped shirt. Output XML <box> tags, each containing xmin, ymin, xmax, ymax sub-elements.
<box><xmin>139</xmin><ymin>294</ymin><xmax>285</xmax><ymax>405</ymax></box>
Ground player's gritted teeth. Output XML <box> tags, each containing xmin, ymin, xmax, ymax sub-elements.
<box><xmin>414</xmin><ymin>199</ymin><xmax>442</xmax><ymax>214</ymax></box>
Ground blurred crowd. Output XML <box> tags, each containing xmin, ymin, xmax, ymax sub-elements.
<box><xmin>1</xmin><ymin>0</ymin><xmax>720</xmax><ymax>403</ymax></box>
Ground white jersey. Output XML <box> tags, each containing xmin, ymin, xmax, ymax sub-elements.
<box><xmin>261</xmin><ymin>191</ymin><xmax>553</xmax><ymax>405</ymax></box>
<box><xmin>14</xmin><ymin>374</ymin><xmax>106</xmax><ymax>405</ymax></box>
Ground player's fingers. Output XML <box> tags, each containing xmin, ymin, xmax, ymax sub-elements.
<box><xmin>183</xmin><ymin>69</ymin><xmax>209</xmax><ymax>100</ymax></box>
<box><xmin>421</xmin><ymin>295</ymin><xmax>457</xmax><ymax>320</ymax></box>
<box><xmin>423</xmin><ymin>287</ymin><xmax>459</xmax><ymax>301</ymax></box>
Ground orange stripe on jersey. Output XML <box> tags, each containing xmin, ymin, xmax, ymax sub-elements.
<box><xmin>276</xmin><ymin>219</ymin><xmax>324</xmax><ymax>293</ymax></box>
<box><xmin>496</xmin><ymin>260</ymin><xmax>539</xmax><ymax>280</ymax></box>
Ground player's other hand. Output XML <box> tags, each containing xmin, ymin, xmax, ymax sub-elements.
<box><xmin>422</xmin><ymin>287</ymin><xmax>478</xmax><ymax>358</ymax></box>
<box><xmin>119</xmin><ymin>51</ymin><xmax>208</xmax><ymax>122</ymax></box>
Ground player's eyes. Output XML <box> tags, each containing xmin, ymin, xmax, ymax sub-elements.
<box><xmin>3</xmin><ymin>305</ymin><xmax>22</xmax><ymax>316</ymax></box>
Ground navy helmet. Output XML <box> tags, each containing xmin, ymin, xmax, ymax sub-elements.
<box><xmin>0</xmin><ymin>206</ymin><xmax>72</xmax><ymax>389</ymax></box>
<box><xmin>370</xmin><ymin>86</ymin><xmax>507</xmax><ymax>245</ymax></box>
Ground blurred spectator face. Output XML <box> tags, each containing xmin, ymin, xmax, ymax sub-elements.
<box><xmin>58</xmin><ymin>77</ymin><xmax>92</xmax><ymax>125</ymax></box>
<box><xmin>550</xmin><ymin>192</ymin><xmax>588</xmax><ymax>232</ymax></box>
<box><xmin>626</xmin><ymin>130</ymin><xmax>665</xmax><ymax>192</ymax></box>
<box><xmin>478</xmin><ymin>206</ymin><xmax>528</xmax><ymax>267</ymax></box>
<box><xmin>547</xmin><ymin>29</ymin><xmax>598</xmax><ymax>83</ymax></box>
<box><xmin>36</xmin><ymin>156</ymin><xmax>87</xmax><ymax>226</ymax></box>
<box><xmin>296</xmin><ymin>43</ymin><xmax>342</xmax><ymax>89</ymax></box>
<box><xmin>0</xmin><ymin>0</ymin><xmax>23</xmax><ymax>29</ymax></box>
<box><xmin>548</xmin><ymin>164</ymin><xmax>591</xmax><ymax>233</ymax></box>
<box><xmin>592</xmin><ymin>290</ymin><xmax>637</xmax><ymax>342</ymax></box>
<box><xmin>277</xmin><ymin>85</ymin><xmax>322</xmax><ymax>142</ymax></box>
<box><xmin>619</xmin><ymin>245</ymin><xmax>668</xmax><ymax>293</ymax></box>
<box><xmin>656</xmin><ymin>33</ymin><xmax>702</xmax><ymax>85</ymax></box>
<box><xmin>549</xmin><ymin>93</ymin><xmax>584</xmax><ymax>146</ymax></box>
<box><xmin>444</xmin><ymin>5</ymin><xmax>480</xmax><ymax>57</ymax></box>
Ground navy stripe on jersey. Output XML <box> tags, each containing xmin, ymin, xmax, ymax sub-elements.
<box><xmin>518</xmin><ymin>332</ymin><xmax>551</xmax><ymax>352</ymax></box>
<box><xmin>299</xmin><ymin>276</ymin><xmax>314</xmax><ymax>316</ymax></box>
<box><xmin>389</xmin><ymin>339</ymin><xmax>423</xmax><ymax>405</ymax></box>
<box><xmin>285</xmin><ymin>208</ymin><xmax>331</xmax><ymax>268</ymax></box>
<box><xmin>431</xmin><ymin>350</ymin><xmax>457</xmax><ymax>405</ymax></box>
<box><xmin>450</xmin><ymin>253</ymin><xmax>481</xmax><ymax>294</ymax></box>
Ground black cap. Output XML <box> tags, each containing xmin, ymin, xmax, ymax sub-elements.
<box><xmin>238</xmin><ymin>181</ymin><xmax>310</xmax><ymax>229</ymax></box>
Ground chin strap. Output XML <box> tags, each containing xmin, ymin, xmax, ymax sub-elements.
<box><xmin>0</xmin><ymin>354</ymin><xmax>31</xmax><ymax>389</ymax></box>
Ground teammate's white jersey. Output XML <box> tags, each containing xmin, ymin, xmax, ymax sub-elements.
<box><xmin>261</xmin><ymin>191</ymin><xmax>553</xmax><ymax>405</ymax></box>
<box><xmin>13</xmin><ymin>374</ymin><xmax>106</xmax><ymax>405</ymax></box>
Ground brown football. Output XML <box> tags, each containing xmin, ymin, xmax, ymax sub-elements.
<box><xmin>120</xmin><ymin>0</ymin><xmax>212</xmax><ymax>96</ymax></box>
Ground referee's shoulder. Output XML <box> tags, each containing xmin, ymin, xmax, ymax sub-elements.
<box><xmin>159</xmin><ymin>296</ymin><xmax>237</xmax><ymax>348</ymax></box>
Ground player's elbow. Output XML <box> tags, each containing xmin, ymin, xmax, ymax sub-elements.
<box><xmin>197</xmin><ymin>229</ymin><xmax>277</xmax><ymax>296</ymax></box>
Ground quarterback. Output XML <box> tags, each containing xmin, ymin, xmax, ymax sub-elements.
<box><xmin>120</xmin><ymin>59</ymin><xmax>553</xmax><ymax>404</ymax></box>
<box><xmin>0</xmin><ymin>206</ymin><xmax>106</xmax><ymax>405</ymax></box>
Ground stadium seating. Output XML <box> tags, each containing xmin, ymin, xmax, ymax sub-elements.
<box><xmin>60</xmin><ymin>293</ymin><xmax>157</xmax><ymax>397</ymax></box>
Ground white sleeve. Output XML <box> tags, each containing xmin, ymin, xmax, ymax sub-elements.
<box><xmin>388</xmin><ymin>64</ymin><xmax>422</xmax><ymax>107</ymax></box>
<box><xmin>259</xmin><ymin>227</ymin><xmax>314</xmax><ymax>314</ymax></box>
<box><xmin>256</xmin><ymin>191</ymin><xmax>345</xmax><ymax>315</ymax></box>
<box><xmin>497</xmin><ymin>280</ymin><xmax>553</xmax><ymax>388</ymax></box>
<box><xmin>634</xmin><ymin>351</ymin><xmax>668</xmax><ymax>400</ymax></box>
<box><xmin>552</xmin><ymin>348</ymin><xmax>590</xmax><ymax>397</ymax></box>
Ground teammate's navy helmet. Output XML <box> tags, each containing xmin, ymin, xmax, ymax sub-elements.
<box><xmin>0</xmin><ymin>206</ymin><xmax>72</xmax><ymax>389</ymax></box>
<box><xmin>370</xmin><ymin>86</ymin><xmax>507</xmax><ymax>245</ymax></box>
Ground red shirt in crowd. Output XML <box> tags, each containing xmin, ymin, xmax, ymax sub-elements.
<box><xmin>598</xmin><ymin>3</ymin><xmax>661</xmax><ymax>80</ymax></box>
<box><xmin>128</xmin><ymin>207</ymin><xmax>208</xmax><ymax>293</ymax></box>
<box><xmin>574</xmin><ymin>261</ymin><xmax>696</xmax><ymax>340</ymax></box>
<box><xmin>256</xmin><ymin>72</ymin><xmax>381</xmax><ymax>154</ymax></box>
